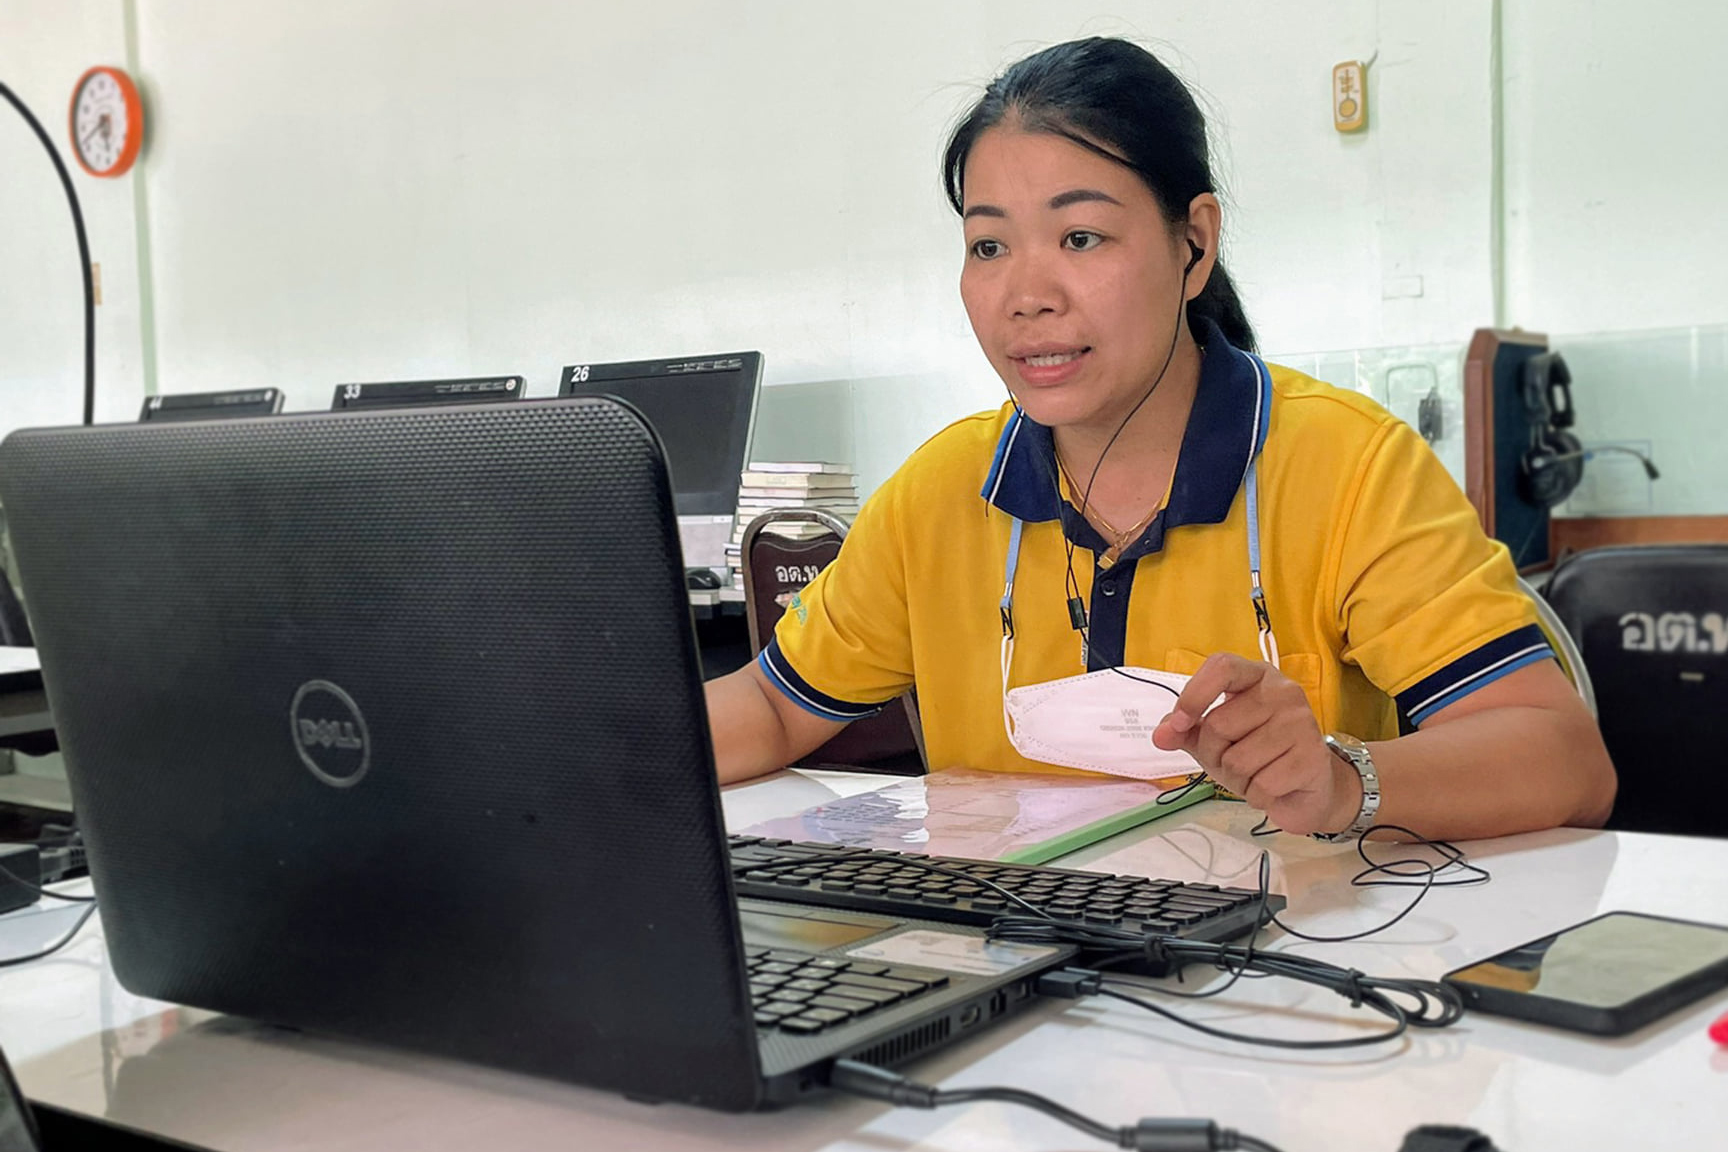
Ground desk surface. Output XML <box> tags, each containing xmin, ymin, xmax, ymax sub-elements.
<box><xmin>0</xmin><ymin>646</ymin><xmax>52</xmax><ymax>740</ymax></box>
<box><xmin>0</xmin><ymin>689</ymin><xmax>52</xmax><ymax>741</ymax></box>
<box><xmin>4</xmin><ymin>771</ymin><xmax>1726</xmax><ymax>1152</ymax></box>
<box><xmin>0</xmin><ymin>648</ymin><xmax>40</xmax><ymax>680</ymax></box>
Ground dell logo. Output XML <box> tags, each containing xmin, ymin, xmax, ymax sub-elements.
<box><xmin>298</xmin><ymin>718</ymin><xmax>363</xmax><ymax>751</ymax></box>
<box><xmin>289</xmin><ymin>680</ymin><xmax>371</xmax><ymax>789</ymax></box>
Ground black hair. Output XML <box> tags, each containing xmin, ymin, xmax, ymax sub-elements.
<box><xmin>942</xmin><ymin>37</ymin><xmax>1256</xmax><ymax>353</ymax></box>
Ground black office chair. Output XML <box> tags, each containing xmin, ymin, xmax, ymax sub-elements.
<box><xmin>1517</xmin><ymin>575</ymin><xmax>1595</xmax><ymax>719</ymax></box>
<box><xmin>741</xmin><ymin>511</ymin><xmax>926</xmax><ymax>776</ymax></box>
<box><xmin>1543</xmin><ymin>544</ymin><xmax>1728</xmax><ymax>838</ymax></box>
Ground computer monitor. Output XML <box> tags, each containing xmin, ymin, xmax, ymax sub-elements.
<box><xmin>138</xmin><ymin>388</ymin><xmax>284</xmax><ymax>422</ymax></box>
<box><xmin>559</xmin><ymin>352</ymin><xmax>761</xmax><ymax>570</ymax></box>
<box><xmin>330</xmin><ymin>376</ymin><xmax>525</xmax><ymax>412</ymax></box>
<box><xmin>558</xmin><ymin>352</ymin><xmax>760</xmax><ymax>513</ymax></box>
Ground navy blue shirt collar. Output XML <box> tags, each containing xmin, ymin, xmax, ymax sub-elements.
<box><xmin>979</xmin><ymin>319</ymin><xmax>1271</xmax><ymax>560</ymax></box>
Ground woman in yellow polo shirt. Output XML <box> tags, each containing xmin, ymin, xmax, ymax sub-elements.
<box><xmin>706</xmin><ymin>37</ymin><xmax>1614</xmax><ymax>841</ymax></box>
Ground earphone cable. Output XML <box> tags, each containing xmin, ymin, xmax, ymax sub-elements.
<box><xmin>1047</xmin><ymin>258</ymin><xmax>1194</xmax><ymax>676</ymax></box>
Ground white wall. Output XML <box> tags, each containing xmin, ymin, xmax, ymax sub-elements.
<box><xmin>111</xmin><ymin>0</ymin><xmax>1496</xmax><ymax>492</ymax></box>
<box><xmin>20</xmin><ymin>1</ymin><xmax>1718</xmax><ymax>504</ymax></box>
<box><xmin>1504</xmin><ymin>1</ymin><xmax>1728</xmax><ymax>517</ymax></box>
<box><xmin>1503</xmin><ymin>0</ymin><xmax>1728</xmax><ymax>334</ymax></box>
<box><xmin>0</xmin><ymin>0</ymin><xmax>147</xmax><ymax>441</ymax></box>
<box><xmin>1545</xmin><ymin>324</ymin><xmax>1727</xmax><ymax>518</ymax></box>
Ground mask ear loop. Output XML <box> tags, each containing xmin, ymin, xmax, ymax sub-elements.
<box><xmin>999</xmin><ymin>516</ymin><xmax>1025</xmax><ymax>743</ymax></box>
<box><xmin>1245</xmin><ymin>454</ymin><xmax>1280</xmax><ymax>670</ymax></box>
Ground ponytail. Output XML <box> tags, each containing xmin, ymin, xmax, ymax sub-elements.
<box><xmin>1189</xmin><ymin>261</ymin><xmax>1256</xmax><ymax>353</ymax></box>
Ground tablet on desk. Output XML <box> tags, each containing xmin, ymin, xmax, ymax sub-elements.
<box><xmin>1443</xmin><ymin>910</ymin><xmax>1728</xmax><ymax>1036</ymax></box>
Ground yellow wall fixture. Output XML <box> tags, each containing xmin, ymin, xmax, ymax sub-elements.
<box><xmin>1333</xmin><ymin>59</ymin><xmax>1368</xmax><ymax>132</ymax></box>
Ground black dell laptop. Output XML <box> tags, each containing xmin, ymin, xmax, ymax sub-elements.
<box><xmin>0</xmin><ymin>399</ymin><xmax>1073</xmax><ymax>1111</ymax></box>
<box><xmin>0</xmin><ymin>1043</ymin><xmax>42</xmax><ymax>1152</ymax></box>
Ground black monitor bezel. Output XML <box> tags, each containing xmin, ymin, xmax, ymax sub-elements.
<box><xmin>138</xmin><ymin>389</ymin><xmax>284</xmax><ymax>422</ymax></box>
<box><xmin>557</xmin><ymin>351</ymin><xmax>761</xmax><ymax>518</ymax></box>
<box><xmin>330</xmin><ymin>376</ymin><xmax>527</xmax><ymax>412</ymax></box>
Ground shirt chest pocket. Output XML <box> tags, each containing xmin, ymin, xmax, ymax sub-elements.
<box><xmin>1163</xmin><ymin>648</ymin><xmax>1328</xmax><ymax>728</ymax></box>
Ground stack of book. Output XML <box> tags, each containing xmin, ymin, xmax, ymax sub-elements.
<box><xmin>725</xmin><ymin>462</ymin><xmax>859</xmax><ymax>591</ymax></box>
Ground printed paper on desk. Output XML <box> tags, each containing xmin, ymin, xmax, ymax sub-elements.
<box><xmin>738</xmin><ymin>767</ymin><xmax>1210</xmax><ymax>864</ymax></box>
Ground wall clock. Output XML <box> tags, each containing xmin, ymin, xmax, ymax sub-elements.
<box><xmin>70</xmin><ymin>65</ymin><xmax>144</xmax><ymax>178</ymax></box>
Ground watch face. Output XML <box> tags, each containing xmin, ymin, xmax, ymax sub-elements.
<box><xmin>72</xmin><ymin>68</ymin><xmax>138</xmax><ymax>176</ymax></box>
<box><xmin>1329</xmin><ymin>732</ymin><xmax>1370</xmax><ymax>755</ymax></box>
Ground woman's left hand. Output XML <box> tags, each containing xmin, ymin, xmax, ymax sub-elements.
<box><xmin>1151</xmin><ymin>652</ymin><xmax>1359</xmax><ymax>836</ymax></box>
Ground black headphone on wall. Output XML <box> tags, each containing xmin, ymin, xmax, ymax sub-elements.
<box><xmin>1516</xmin><ymin>350</ymin><xmax>1661</xmax><ymax>509</ymax></box>
<box><xmin>1517</xmin><ymin>351</ymin><xmax>1585</xmax><ymax>508</ymax></box>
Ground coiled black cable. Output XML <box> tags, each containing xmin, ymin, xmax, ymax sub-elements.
<box><xmin>989</xmin><ymin>849</ymin><xmax>1467</xmax><ymax>1049</ymax></box>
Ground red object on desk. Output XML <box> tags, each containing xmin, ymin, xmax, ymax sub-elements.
<box><xmin>1710</xmin><ymin>1009</ymin><xmax>1728</xmax><ymax>1046</ymax></box>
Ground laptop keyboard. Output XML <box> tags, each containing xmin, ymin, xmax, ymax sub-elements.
<box><xmin>730</xmin><ymin>836</ymin><xmax>1281</xmax><ymax>977</ymax></box>
<box><xmin>748</xmin><ymin>947</ymin><xmax>949</xmax><ymax>1034</ymax></box>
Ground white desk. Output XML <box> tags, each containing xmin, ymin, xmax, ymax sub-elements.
<box><xmin>0</xmin><ymin>648</ymin><xmax>41</xmax><ymax>680</ymax></box>
<box><xmin>0</xmin><ymin>647</ymin><xmax>53</xmax><ymax>742</ymax></box>
<box><xmin>4</xmin><ymin>771</ymin><xmax>1726</xmax><ymax>1152</ymax></box>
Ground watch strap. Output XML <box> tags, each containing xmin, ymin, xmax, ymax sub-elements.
<box><xmin>1313</xmin><ymin>733</ymin><xmax>1381</xmax><ymax>842</ymax></box>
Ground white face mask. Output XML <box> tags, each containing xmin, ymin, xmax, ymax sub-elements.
<box><xmin>1001</xmin><ymin>655</ymin><xmax>1203</xmax><ymax>779</ymax></box>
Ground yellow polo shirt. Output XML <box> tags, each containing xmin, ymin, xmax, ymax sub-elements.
<box><xmin>758</xmin><ymin>322</ymin><xmax>1552</xmax><ymax>773</ymax></box>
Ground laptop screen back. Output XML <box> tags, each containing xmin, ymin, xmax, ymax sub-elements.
<box><xmin>0</xmin><ymin>399</ymin><xmax>763</xmax><ymax>1110</ymax></box>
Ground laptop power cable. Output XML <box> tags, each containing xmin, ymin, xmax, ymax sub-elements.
<box><xmin>1029</xmin><ymin>960</ymin><xmax>1460</xmax><ymax>1050</ymax></box>
<box><xmin>827</xmin><ymin>1058</ymin><xmax>1286</xmax><ymax>1151</ymax></box>
<box><xmin>997</xmin><ymin>850</ymin><xmax>1465</xmax><ymax>1050</ymax></box>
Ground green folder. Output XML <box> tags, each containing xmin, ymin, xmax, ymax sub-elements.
<box><xmin>998</xmin><ymin>779</ymin><xmax>1216</xmax><ymax>864</ymax></box>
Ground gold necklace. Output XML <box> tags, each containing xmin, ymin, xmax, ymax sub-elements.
<box><xmin>1055</xmin><ymin>453</ymin><xmax>1160</xmax><ymax>555</ymax></box>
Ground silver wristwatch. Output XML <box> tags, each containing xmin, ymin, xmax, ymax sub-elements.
<box><xmin>1312</xmin><ymin>733</ymin><xmax>1381</xmax><ymax>842</ymax></box>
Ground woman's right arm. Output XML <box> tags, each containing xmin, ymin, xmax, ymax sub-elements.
<box><xmin>704</xmin><ymin>663</ymin><xmax>850</xmax><ymax>784</ymax></box>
